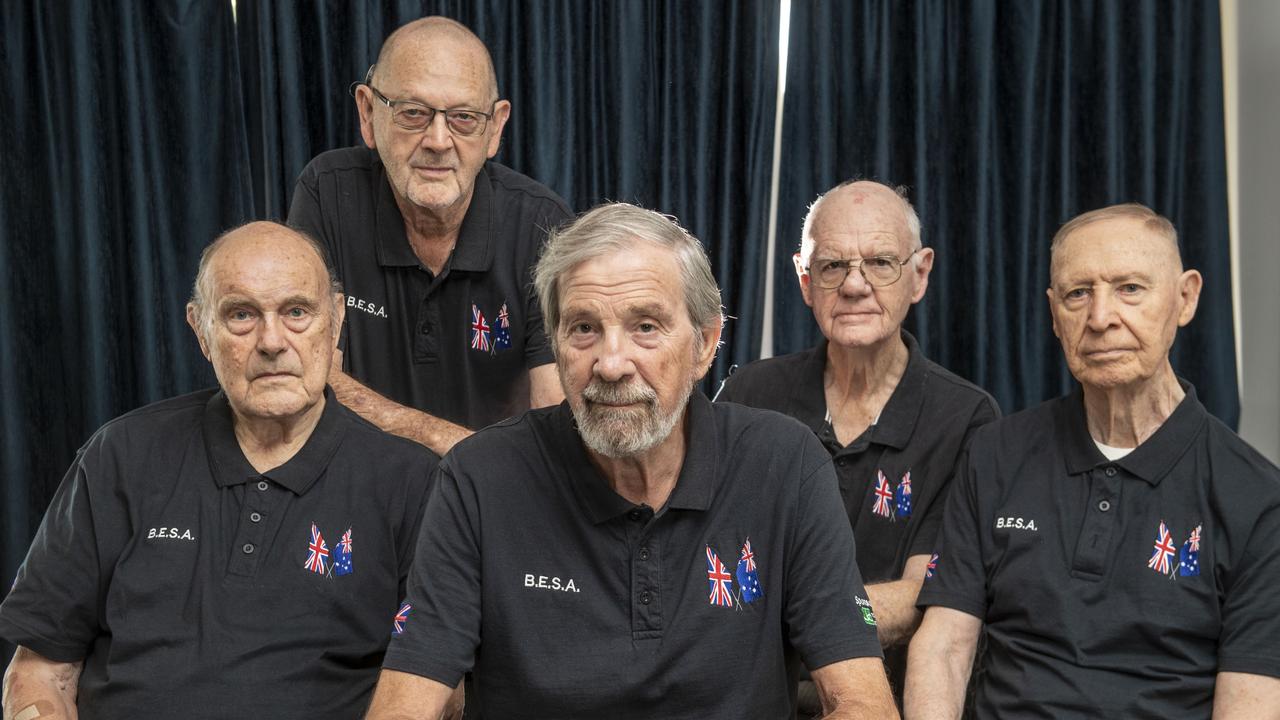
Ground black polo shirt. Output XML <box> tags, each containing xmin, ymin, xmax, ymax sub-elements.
<box><xmin>383</xmin><ymin>393</ymin><xmax>883</xmax><ymax>719</ymax></box>
<box><xmin>288</xmin><ymin>147</ymin><xmax>572</xmax><ymax>430</ymax></box>
<box><xmin>918</xmin><ymin>383</ymin><xmax>1280</xmax><ymax>717</ymax></box>
<box><xmin>0</xmin><ymin>388</ymin><xmax>437</xmax><ymax>719</ymax></box>
<box><xmin>716</xmin><ymin>332</ymin><xmax>1000</xmax><ymax>584</ymax></box>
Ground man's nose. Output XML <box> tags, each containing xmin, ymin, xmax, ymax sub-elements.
<box><xmin>1086</xmin><ymin>290</ymin><xmax>1118</xmax><ymax>331</ymax></box>
<box><xmin>256</xmin><ymin>314</ymin><xmax>288</xmax><ymax>356</ymax></box>
<box><xmin>419</xmin><ymin>111</ymin><xmax>453</xmax><ymax>153</ymax></box>
<box><xmin>838</xmin><ymin>263</ymin><xmax>873</xmax><ymax>296</ymax></box>
<box><xmin>593</xmin><ymin>330</ymin><xmax>635</xmax><ymax>382</ymax></box>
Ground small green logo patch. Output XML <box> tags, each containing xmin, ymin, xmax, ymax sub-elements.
<box><xmin>860</xmin><ymin>606</ymin><xmax>877</xmax><ymax>626</ymax></box>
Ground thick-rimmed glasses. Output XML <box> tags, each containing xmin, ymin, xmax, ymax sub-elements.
<box><xmin>356</xmin><ymin>81</ymin><xmax>496</xmax><ymax>137</ymax></box>
<box><xmin>806</xmin><ymin>250</ymin><xmax>919</xmax><ymax>289</ymax></box>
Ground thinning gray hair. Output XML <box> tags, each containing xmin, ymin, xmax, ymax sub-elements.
<box><xmin>798</xmin><ymin>179</ymin><xmax>922</xmax><ymax>266</ymax></box>
<box><xmin>188</xmin><ymin>222</ymin><xmax>342</xmax><ymax>340</ymax></box>
<box><xmin>1049</xmin><ymin>202</ymin><xmax>1181</xmax><ymax>274</ymax></box>
<box><xmin>533</xmin><ymin>203</ymin><xmax>724</xmax><ymax>349</ymax></box>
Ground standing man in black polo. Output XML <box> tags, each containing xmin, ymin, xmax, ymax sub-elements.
<box><xmin>716</xmin><ymin>180</ymin><xmax>999</xmax><ymax>700</ymax></box>
<box><xmin>364</xmin><ymin>203</ymin><xmax>898</xmax><ymax>719</ymax></box>
<box><xmin>289</xmin><ymin>16</ymin><xmax>571</xmax><ymax>456</ymax></box>
<box><xmin>0</xmin><ymin>222</ymin><xmax>437</xmax><ymax>718</ymax></box>
<box><xmin>906</xmin><ymin>204</ymin><xmax>1280</xmax><ymax>718</ymax></box>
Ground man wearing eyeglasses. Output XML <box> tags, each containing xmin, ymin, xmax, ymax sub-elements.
<box><xmin>715</xmin><ymin>180</ymin><xmax>999</xmax><ymax>704</ymax></box>
<box><xmin>289</xmin><ymin>17</ymin><xmax>571</xmax><ymax>456</ymax></box>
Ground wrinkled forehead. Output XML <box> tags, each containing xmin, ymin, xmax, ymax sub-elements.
<box><xmin>208</xmin><ymin>234</ymin><xmax>330</xmax><ymax>300</ymax></box>
<box><xmin>1050</xmin><ymin>217</ymin><xmax>1182</xmax><ymax>285</ymax></box>
<box><xmin>378</xmin><ymin>33</ymin><xmax>495</xmax><ymax>98</ymax></box>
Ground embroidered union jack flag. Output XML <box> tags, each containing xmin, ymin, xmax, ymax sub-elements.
<box><xmin>492</xmin><ymin>302</ymin><xmax>512</xmax><ymax>350</ymax></box>
<box><xmin>303</xmin><ymin>522</ymin><xmax>330</xmax><ymax>575</ymax></box>
<box><xmin>470</xmin><ymin>304</ymin><xmax>491</xmax><ymax>351</ymax></box>
<box><xmin>1147</xmin><ymin>520</ymin><xmax>1177</xmax><ymax>576</ymax></box>
<box><xmin>926</xmin><ymin>553</ymin><xmax>938</xmax><ymax>579</ymax></box>
<box><xmin>705</xmin><ymin>546</ymin><xmax>734</xmax><ymax>608</ymax></box>
<box><xmin>1179</xmin><ymin>524</ymin><xmax>1202</xmax><ymax>577</ymax></box>
<box><xmin>333</xmin><ymin>527</ymin><xmax>353</xmax><ymax>576</ymax></box>
<box><xmin>391</xmin><ymin>602</ymin><xmax>412</xmax><ymax>636</ymax></box>
<box><xmin>872</xmin><ymin>470</ymin><xmax>894</xmax><ymax>518</ymax></box>
<box><xmin>894</xmin><ymin>470</ymin><xmax>913</xmax><ymax>519</ymax></box>
<box><xmin>736</xmin><ymin>539</ymin><xmax>763</xmax><ymax>604</ymax></box>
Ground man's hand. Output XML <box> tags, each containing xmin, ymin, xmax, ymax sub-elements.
<box><xmin>903</xmin><ymin>607</ymin><xmax>981</xmax><ymax>720</ymax></box>
<box><xmin>3</xmin><ymin>647</ymin><xmax>81</xmax><ymax>720</ymax></box>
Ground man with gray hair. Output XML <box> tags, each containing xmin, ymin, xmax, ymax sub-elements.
<box><xmin>289</xmin><ymin>16</ymin><xmax>571</xmax><ymax>457</ymax></box>
<box><xmin>1</xmin><ymin>222</ymin><xmax>437</xmax><ymax>718</ymax></box>
<box><xmin>906</xmin><ymin>203</ymin><xmax>1280</xmax><ymax>717</ymax></box>
<box><xmin>717</xmin><ymin>180</ymin><xmax>998</xmax><ymax>703</ymax></box>
<box><xmin>367</xmin><ymin>202</ymin><xmax>898</xmax><ymax>719</ymax></box>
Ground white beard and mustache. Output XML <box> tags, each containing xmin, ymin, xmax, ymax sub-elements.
<box><xmin>571</xmin><ymin>376</ymin><xmax>693</xmax><ymax>459</ymax></box>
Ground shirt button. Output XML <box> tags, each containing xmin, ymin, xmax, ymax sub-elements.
<box><xmin>1104</xmin><ymin>467</ymin><xmax>1117</xmax><ymax>477</ymax></box>
<box><xmin>420</xmin><ymin>324</ymin><xmax>431</xmax><ymax>335</ymax></box>
<box><xmin>639</xmin><ymin>547</ymin><xmax>650</xmax><ymax>561</ymax></box>
<box><xmin>1097</xmin><ymin>499</ymin><xmax>1112</xmax><ymax>512</ymax></box>
<box><xmin>628</xmin><ymin>509</ymin><xmax>643</xmax><ymax>522</ymax></box>
<box><xmin>249</xmin><ymin>512</ymin><xmax>262</xmax><ymax>523</ymax></box>
<box><xmin>242</xmin><ymin>543</ymin><xmax>255</xmax><ymax>554</ymax></box>
<box><xmin>256</xmin><ymin>480</ymin><xmax>269</xmax><ymax>491</ymax></box>
<box><xmin>640</xmin><ymin>591</ymin><xmax>651</xmax><ymax>605</ymax></box>
<box><xmin>836</xmin><ymin>458</ymin><xmax>848</xmax><ymax>467</ymax></box>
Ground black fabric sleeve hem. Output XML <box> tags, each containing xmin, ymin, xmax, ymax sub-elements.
<box><xmin>914</xmin><ymin>591</ymin><xmax>986</xmax><ymax>620</ymax></box>
<box><xmin>1217</xmin><ymin>656</ymin><xmax>1280</xmax><ymax>679</ymax></box>
<box><xmin>381</xmin><ymin>651</ymin><xmax>465</xmax><ymax>689</ymax></box>
<box><xmin>0</xmin><ymin>616</ymin><xmax>88</xmax><ymax>664</ymax></box>
<box><xmin>804</xmin><ymin>639</ymin><xmax>885</xmax><ymax>672</ymax></box>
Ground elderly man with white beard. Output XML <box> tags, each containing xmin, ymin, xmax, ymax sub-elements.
<box><xmin>366</xmin><ymin>203</ymin><xmax>898</xmax><ymax>719</ymax></box>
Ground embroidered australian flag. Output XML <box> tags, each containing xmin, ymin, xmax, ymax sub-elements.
<box><xmin>1178</xmin><ymin>524</ymin><xmax>1202</xmax><ymax>577</ymax></box>
<box><xmin>492</xmin><ymin>302</ymin><xmax>512</xmax><ymax>351</ymax></box>
<box><xmin>333</xmin><ymin>527</ymin><xmax>353</xmax><ymax>576</ymax></box>
<box><xmin>470</xmin><ymin>304</ymin><xmax>491</xmax><ymax>351</ymax></box>
<box><xmin>735</xmin><ymin>538</ymin><xmax>763</xmax><ymax>604</ymax></box>
<box><xmin>894</xmin><ymin>470</ymin><xmax>913</xmax><ymax>519</ymax></box>
<box><xmin>925</xmin><ymin>552</ymin><xmax>938</xmax><ymax>579</ymax></box>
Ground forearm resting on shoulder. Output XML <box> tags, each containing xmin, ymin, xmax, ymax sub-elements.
<box><xmin>364</xmin><ymin>669</ymin><xmax>461</xmax><ymax>720</ymax></box>
<box><xmin>328</xmin><ymin>369</ymin><xmax>471</xmax><ymax>455</ymax></box>
<box><xmin>903</xmin><ymin>607</ymin><xmax>981</xmax><ymax>720</ymax></box>
<box><xmin>811</xmin><ymin>656</ymin><xmax>899</xmax><ymax>719</ymax></box>
<box><xmin>867</xmin><ymin>554</ymin><xmax>929</xmax><ymax>647</ymax></box>
<box><xmin>3</xmin><ymin>647</ymin><xmax>81</xmax><ymax>720</ymax></box>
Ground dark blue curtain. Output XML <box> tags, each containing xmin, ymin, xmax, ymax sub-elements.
<box><xmin>237</xmin><ymin>0</ymin><xmax>780</xmax><ymax>387</ymax></box>
<box><xmin>0</xmin><ymin>0</ymin><xmax>251</xmax><ymax>659</ymax></box>
<box><xmin>774</xmin><ymin>0</ymin><xmax>1238</xmax><ymax>425</ymax></box>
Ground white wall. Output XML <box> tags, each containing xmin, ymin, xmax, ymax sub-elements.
<box><xmin>1232</xmin><ymin>1</ymin><xmax>1280</xmax><ymax>464</ymax></box>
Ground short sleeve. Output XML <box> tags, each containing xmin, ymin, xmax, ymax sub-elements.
<box><xmin>907</xmin><ymin>397</ymin><xmax>1002</xmax><ymax>559</ymax></box>
<box><xmin>784</xmin><ymin>435</ymin><xmax>883</xmax><ymax>670</ymax></box>
<box><xmin>382</xmin><ymin>461</ymin><xmax>482</xmax><ymax>687</ymax></box>
<box><xmin>0</xmin><ymin>440</ymin><xmax>117</xmax><ymax>662</ymax></box>
<box><xmin>287</xmin><ymin>163</ymin><xmax>325</xmax><ymax>247</ymax></box>
<box><xmin>394</xmin><ymin>453</ymin><xmax>439</xmax><ymax>600</ymax></box>
<box><xmin>1217</xmin><ymin>493</ymin><xmax>1280</xmax><ymax>677</ymax></box>
<box><xmin>915</xmin><ymin>445</ymin><xmax>988</xmax><ymax>620</ymax></box>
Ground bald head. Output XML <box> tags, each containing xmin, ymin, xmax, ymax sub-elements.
<box><xmin>799</xmin><ymin>180</ymin><xmax>922</xmax><ymax>266</ymax></box>
<box><xmin>1049</xmin><ymin>203</ymin><xmax>1183</xmax><ymax>280</ymax></box>
<box><xmin>371</xmin><ymin>16</ymin><xmax>499</xmax><ymax>104</ymax></box>
<box><xmin>188</xmin><ymin>222</ymin><xmax>340</xmax><ymax>341</ymax></box>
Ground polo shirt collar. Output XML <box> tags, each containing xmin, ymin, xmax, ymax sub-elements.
<box><xmin>797</xmin><ymin>331</ymin><xmax>928</xmax><ymax>449</ymax></box>
<box><xmin>203</xmin><ymin>387</ymin><xmax>346</xmax><ymax>495</ymax></box>
<box><xmin>554</xmin><ymin>392</ymin><xmax>721</xmax><ymax>524</ymax></box>
<box><xmin>1061</xmin><ymin>379</ymin><xmax>1207</xmax><ymax>485</ymax></box>
<box><xmin>373</xmin><ymin>156</ymin><xmax>495</xmax><ymax>272</ymax></box>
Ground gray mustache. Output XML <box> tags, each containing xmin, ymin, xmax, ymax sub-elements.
<box><xmin>582</xmin><ymin>380</ymin><xmax>657</xmax><ymax>406</ymax></box>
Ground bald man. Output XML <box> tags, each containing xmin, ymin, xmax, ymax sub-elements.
<box><xmin>716</xmin><ymin>180</ymin><xmax>998</xmax><ymax>703</ymax></box>
<box><xmin>0</xmin><ymin>222</ymin><xmax>437</xmax><ymax>719</ymax></box>
<box><xmin>905</xmin><ymin>204</ymin><xmax>1280</xmax><ymax>718</ymax></box>
<box><xmin>289</xmin><ymin>17</ymin><xmax>571</xmax><ymax>457</ymax></box>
